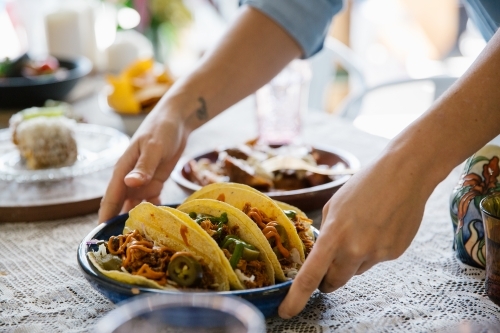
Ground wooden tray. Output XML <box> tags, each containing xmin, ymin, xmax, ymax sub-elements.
<box><xmin>0</xmin><ymin>168</ymin><xmax>111</xmax><ymax>222</ymax></box>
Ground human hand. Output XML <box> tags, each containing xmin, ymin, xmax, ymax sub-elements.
<box><xmin>278</xmin><ymin>153</ymin><xmax>438</xmax><ymax>318</ymax></box>
<box><xmin>98</xmin><ymin>107</ymin><xmax>189</xmax><ymax>223</ymax></box>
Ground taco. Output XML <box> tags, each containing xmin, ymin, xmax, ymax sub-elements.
<box><xmin>88</xmin><ymin>202</ymin><xmax>230</xmax><ymax>291</ymax></box>
<box><xmin>183</xmin><ymin>183</ymin><xmax>315</xmax><ymax>279</ymax></box>
<box><xmin>271</xmin><ymin>200</ymin><xmax>315</xmax><ymax>258</ymax></box>
<box><xmin>173</xmin><ymin>199</ymin><xmax>275</xmax><ymax>289</ymax></box>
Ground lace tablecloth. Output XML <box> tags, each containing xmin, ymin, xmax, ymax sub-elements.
<box><xmin>1</xmin><ymin>106</ymin><xmax>499</xmax><ymax>332</ymax></box>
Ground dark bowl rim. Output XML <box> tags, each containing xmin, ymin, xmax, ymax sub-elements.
<box><xmin>0</xmin><ymin>56</ymin><xmax>92</xmax><ymax>87</ymax></box>
<box><xmin>171</xmin><ymin>144</ymin><xmax>360</xmax><ymax>197</ymax></box>
<box><xmin>77</xmin><ymin>209</ymin><xmax>321</xmax><ymax>297</ymax></box>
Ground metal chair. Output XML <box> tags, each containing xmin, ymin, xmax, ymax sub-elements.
<box><xmin>335</xmin><ymin>75</ymin><xmax>458</xmax><ymax>138</ymax></box>
<box><xmin>307</xmin><ymin>36</ymin><xmax>459</xmax><ymax>139</ymax></box>
<box><xmin>307</xmin><ymin>37</ymin><xmax>367</xmax><ymax>111</ymax></box>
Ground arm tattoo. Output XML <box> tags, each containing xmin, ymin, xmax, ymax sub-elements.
<box><xmin>196</xmin><ymin>97</ymin><xmax>208</xmax><ymax>121</ymax></box>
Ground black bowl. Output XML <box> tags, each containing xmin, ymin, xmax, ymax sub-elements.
<box><xmin>77</xmin><ymin>209</ymin><xmax>319</xmax><ymax>318</ymax></box>
<box><xmin>0</xmin><ymin>56</ymin><xmax>92</xmax><ymax>109</ymax></box>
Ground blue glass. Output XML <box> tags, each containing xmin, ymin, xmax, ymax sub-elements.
<box><xmin>95</xmin><ymin>293</ymin><xmax>265</xmax><ymax>333</ymax></box>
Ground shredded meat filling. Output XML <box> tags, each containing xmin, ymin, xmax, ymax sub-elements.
<box><xmin>278</xmin><ymin>256</ymin><xmax>295</xmax><ymax>270</ymax></box>
<box><xmin>220</xmin><ymin>229</ymin><xmax>270</xmax><ymax>288</ymax></box>
<box><xmin>237</xmin><ymin>259</ymin><xmax>270</xmax><ymax>289</ymax></box>
<box><xmin>242</xmin><ymin>202</ymin><xmax>315</xmax><ymax>260</ymax></box>
<box><xmin>291</xmin><ymin>216</ymin><xmax>315</xmax><ymax>258</ymax></box>
<box><xmin>106</xmin><ymin>230</ymin><xmax>216</xmax><ymax>289</ymax></box>
<box><xmin>199</xmin><ymin>220</ymin><xmax>217</xmax><ymax>237</ymax></box>
<box><xmin>224</xmin><ymin>250</ymin><xmax>269</xmax><ymax>288</ymax></box>
<box><xmin>199</xmin><ymin>218</ymin><xmax>238</xmax><ymax>243</ymax></box>
<box><xmin>242</xmin><ymin>203</ymin><xmax>290</xmax><ymax>259</ymax></box>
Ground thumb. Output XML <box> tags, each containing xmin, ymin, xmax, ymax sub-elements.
<box><xmin>124</xmin><ymin>141</ymin><xmax>164</xmax><ymax>187</ymax></box>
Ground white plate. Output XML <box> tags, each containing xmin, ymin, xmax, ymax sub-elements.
<box><xmin>0</xmin><ymin>123</ymin><xmax>129</xmax><ymax>183</ymax></box>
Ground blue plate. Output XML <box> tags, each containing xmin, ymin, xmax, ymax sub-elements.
<box><xmin>77</xmin><ymin>208</ymin><xmax>318</xmax><ymax>318</ymax></box>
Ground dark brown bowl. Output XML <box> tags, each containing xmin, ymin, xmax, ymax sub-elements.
<box><xmin>171</xmin><ymin>144</ymin><xmax>360</xmax><ymax>212</ymax></box>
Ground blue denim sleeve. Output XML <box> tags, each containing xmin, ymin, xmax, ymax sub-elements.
<box><xmin>462</xmin><ymin>0</ymin><xmax>500</xmax><ymax>41</ymax></box>
<box><xmin>242</xmin><ymin>0</ymin><xmax>345</xmax><ymax>58</ymax></box>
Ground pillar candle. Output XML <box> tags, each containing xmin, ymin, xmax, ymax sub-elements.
<box><xmin>45</xmin><ymin>8</ymin><xmax>83</xmax><ymax>59</ymax></box>
<box><xmin>44</xmin><ymin>0</ymin><xmax>99</xmax><ymax>66</ymax></box>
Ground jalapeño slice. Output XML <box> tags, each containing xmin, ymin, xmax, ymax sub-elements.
<box><xmin>167</xmin><ymin>252</ymin><xmax>203</xmax><ymax>287</ymax></box>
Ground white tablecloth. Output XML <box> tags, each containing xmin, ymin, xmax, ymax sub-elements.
<box><xmin>1</xmin><ymin>97</ymin><xmax>499</xmax><ymax>332</ymax></box>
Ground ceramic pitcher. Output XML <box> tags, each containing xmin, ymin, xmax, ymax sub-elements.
<box><xmin>450</xmin><ymin>145</ymin><xmax>500</xmax><ymax>268</ymax></box>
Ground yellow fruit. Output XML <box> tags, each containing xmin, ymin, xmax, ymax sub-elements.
<box><xmin>106</xmin><ymin>75</ymin><xmax>141</xmax><ymax>114</ymax></box>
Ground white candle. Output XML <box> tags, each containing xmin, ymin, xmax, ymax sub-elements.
<box><xmin>78</xmin><ymin>1</ymin><xmax>99</xmax><ymax>66</ymax></box>
<box><xmin>45</xmin><ymin>8</ymin><xmax>83</xmax><ymax>59</ymax></box>
<box><xmin>44</xmin><ymin>0</ymin><xmax>99</xmax><ymax>66</ymax></box>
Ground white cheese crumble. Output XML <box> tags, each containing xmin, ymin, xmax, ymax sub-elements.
<box><xmin>290</xmin><ymin>248</ymin><xmax>303</xmax><ymax>265</ymax></box>
<box><xmin>97</xmin><ymin>243</ymin><xmax>107</xmax><ymax>257</ymax></box>
<box><xmin>235</xmin><ymin>269</ymin><xmax>255</xmax><ymax>283</ymax></box>
<box><xmin>284</xmin><ymin>268</ymin><xmax>298</xmax><ymax>279</ymax></box>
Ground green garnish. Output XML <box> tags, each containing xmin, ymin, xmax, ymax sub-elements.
<box><xmin>0</xmin><ymin>58</ymin><xmax>12</xmax><ymax>77</ymax></box>
<box><xmin>221</xmin><ymin>235</ymin><xmax>260</xmax><ymax>268</ymax></box>
<box><xmin>21</xmin><ymin>106</ymin><xmax>65</xmax><ymax>120</ymax></box>
<box><xmin>190</xmin><ymin>212</ymin><xmax>229</xmax><ymax>239</ymax></box>
<box><xmin>283</xmin><ymin>210</ymin><xmax>297</xmax><ymax>220</ymax></box>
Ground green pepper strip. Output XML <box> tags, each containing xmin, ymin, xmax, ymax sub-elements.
<box><xmin>283</xmin><ymin>210</ymin><xmax>297</xmax><ymax>220</ymax></box>
<box><xmin>222</xmin><ymin>235</ymin><xmax>257</xmax><ymax>251</ymax></box>
<box><xmin>213</xmin><ymin>213</ymin><xmax>228</xmax><ymax>238</ymax></box>
<box><xmin>221</xmin><ymin>235</ymin><xmax>239</xmax><ymax>248</ymax></box>
<box><xmin>222</xmin><ymin>237</ymin><xmax>258</xmax><ymax>268</ymax></box>
<box><xmin>193</xmin><ymin>212</ymin><xmax>228</xmax><ymax>224</ymax></box>
<box><xmin>190</xmin><ymin>212</ymin><xmax>229</xmax><ymax>239</ymax></box>
<box><xmin>229</xmin><ymin>243</ymin><xmax>244</xmax><ymax>269</ymax></box>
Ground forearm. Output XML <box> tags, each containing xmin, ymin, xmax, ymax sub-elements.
<box><xmin>151</xmin><ymin>6</ymin><xmax>302</xmax><ymax>134</ymax></box>
<box><xmin>382</xmin><ymin>29</ymin><xmax>500</xmax><ymax>192</ymax></box>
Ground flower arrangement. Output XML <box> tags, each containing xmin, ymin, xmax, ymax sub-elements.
<box><xmin>109</xmin><ymin>0</ymin><xmax>192</xmax><ymax>61</ymax></box>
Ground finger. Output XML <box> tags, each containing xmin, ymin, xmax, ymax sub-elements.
<box><xmin>98</xmin><ymin>172</ymin><xmax>128</xmax><ymax>223</ymax></box>
<box><xmin>148</xmin><ymin>196</ymin><xmax>162</xmax><ymax>206</ymax></box>
<box><xmin>120</xmin><ymin>178</ymin><xmax>165</xmax><ymax>213</ymax></box>
<box><xmin>354</xmin><ymin>259</ymin><xmax>377</xmax><ymax>276</ymax></box>
<box><xmin>318</xmin><ymin>258</ymin><xmax>361</xmax><ymax>293</ymax></box>
<box><xmin>122</xmin><ymin>196</ymin><xmax>162</xmax><ymax>213</ymax></box>
<box><xmin>98</xmin><ymin>146</ymin><xmax>141</xmax><ymax>223</ymax></box>
<box><xmin>121</xmin><ymin>198</ymin><xmax>143</xmax><ymax>214</ymax></box>
<box><xmin>278</xmin><ymin>231</ymin><xmax>337</xmax><ymax>319</ymax></box>
<box><xmin>124</xmin><ymin>140</ymin><xmax>164</xmax><ymax>187</ymax></box>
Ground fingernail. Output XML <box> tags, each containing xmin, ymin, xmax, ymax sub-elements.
<box><xmin>126</xmin><ymin>171</ymin><xmax>144</xmax><ymax>180</ymax></box>
<box><xmin>278</xmin><ymin>307</ymin><xmax>291</xmax><ymax>320</ymax></box>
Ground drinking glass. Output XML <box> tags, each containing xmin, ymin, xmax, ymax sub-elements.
<box><xmin>255</xmin><ymin>60</ymin><xmax>311</xmax><ymax>145</ymax></box>
<box><xmin>95</xmin><ymin>293</ymin><xmax>266</xmax><ymax>333</ymax></box>
<box><xmin>479</xmin><ymin>194</ymin><xmax>500</xmax><ymax>306</ymax></box>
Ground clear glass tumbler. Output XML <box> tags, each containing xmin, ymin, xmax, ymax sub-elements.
<box><xmin>95</xmin><ymin>293</ymin><xmax>266</xmax><ymax>333</ymax></box>
<box><xmin>255</xmin><ymin>60</ymin><xmax>311</xmax><ymax>146</ymax></box>
<box><xmin>479</xmin><ymin>194</ymin><xmax>500</xmax><ymax>306</ymax></box>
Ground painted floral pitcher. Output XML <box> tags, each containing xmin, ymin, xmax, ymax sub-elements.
<box><xmin>450</xmin><ymin>145</ymin><xmax>500</xmax><ymax>269</ymax></box>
